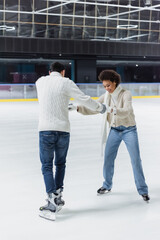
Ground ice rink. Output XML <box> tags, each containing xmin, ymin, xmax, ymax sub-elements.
<box><xmin>0</xmin><ymin>97</ymin><xmax>160</xmax><ymax>240</ymax></box>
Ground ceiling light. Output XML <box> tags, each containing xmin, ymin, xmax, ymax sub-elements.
<box><xmin>0</xmin><ymin>25</ymin><xmax>15</xmax><ymax>31</ymax></box>
<box><xmin>117</xmin><ymin>24</ymin><xmax>138</xmax><ymax>29</ymax></box>
<box><xmin>145</xmin><ymin>0</ymin><xmax>151</xmax><ymax>6</ymax></box>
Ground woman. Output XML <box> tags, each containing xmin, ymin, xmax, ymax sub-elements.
<box><xmin>77</xmin><ymin>69</ymin><xmax>150</xmax><ymax>202</ymax></box>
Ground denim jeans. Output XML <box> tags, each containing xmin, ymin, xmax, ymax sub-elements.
<box><xmin>39</xmin><ymin>131</ymin><xmax>70</xmax><ymax>194</ymax></box>
<box><xmin>103</xmin><ymin>125</ymin><xmax>148</xmax><ymax>195</ymax></box>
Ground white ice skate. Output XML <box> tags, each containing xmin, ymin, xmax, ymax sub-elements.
<box><xmin>56</xmin><ymin>188</ymin><xmax>65</xmax><ymax>207</ymax></box>
<box><xmin>48</xmin><ymin>192</ymin><xmax>62</xmax><ymax>212</ymax></box>
<box><xmin>39</xmin><ymin>193</ymin><xmax>60</xmax><ymax>221</ymax></box>
<box><xmin>39</xmin><ymin>201</ymin><xmax>56</xmax><ymax>221</ymax></box>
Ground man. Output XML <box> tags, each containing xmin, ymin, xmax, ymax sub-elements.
<box><xmin>36</xmin><ymin>62</ymin><xmax>106</xmax><ymax>221</ymax></box>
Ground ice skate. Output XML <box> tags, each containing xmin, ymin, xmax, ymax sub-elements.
<box><xmin>48</xmin><ymin>192</ymin><xmax>62</xmax><ymax>212</ymax></box>
<box><xmin>97</xmin><ymin>187</ymin><xmax>111</xmax><ymax>195</ymax></box>
<box><xmin>142</xmin><ymin>194</ymin><xmax>150</xmax><ymax>202</ymax></box>
<box><xmin>39</xmin><ymin>201</ymin><xmax>56</xmax><ymax>221</ymax></box>
<box><xmin>56</xmin><ymin>188</ymin><xmax>65</xmax><ymax>207</ymax></box>
<box><xmin>39</xmin><ymin>193</ymin><xmax>61</xmax><ymax>220</ymax></box>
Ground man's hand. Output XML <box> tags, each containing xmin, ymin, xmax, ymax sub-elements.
<box><xmin>100</xmin><ymin>104</ymin><xmax>117</xmax><ymax>114</ymax></box>
<box><xmin>100</xmin><ymin>104</ymin><xmax>106</xmax><ymax>114</ymax></box>
<box><xmin>68</xmin><ymin>103</ymin><xmax>77</xmax><ymax>111</ymax></box>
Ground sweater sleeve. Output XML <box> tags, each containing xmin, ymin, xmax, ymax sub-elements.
<box><xmin>66</xmin><ymin>80</ymin><xmax>103</xmax><ymax>112</ymax></box>
<box><xmin>78</xmin><ymin>94</ymin><xmax>105</xmax><ymax>115</ymax></box>
<box><xmin>116</xmin><ymin>91</ymin><xmax>134</xmax><ymax>118</ymax></box>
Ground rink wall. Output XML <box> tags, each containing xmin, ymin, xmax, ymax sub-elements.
<box><xmin>0</xmin><ymin>83</ymin><xmax>160</xmax><ymax>101</ymax></box>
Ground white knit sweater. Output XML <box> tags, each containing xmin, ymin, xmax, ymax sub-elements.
<box><xmin>36</xmin><ymin>72</ymin><xmax>103</xmax><ymax>132</ymax></box>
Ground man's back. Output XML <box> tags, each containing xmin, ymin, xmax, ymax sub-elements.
<box><xmin>36</xmin><ymin>71</ymin><xmax>71</xmax><ymax>132</ymax></box>
<box><xmin>36</xmin><ymin>70</ymin><xmax>104</xmax><ymax>133</ymax></box>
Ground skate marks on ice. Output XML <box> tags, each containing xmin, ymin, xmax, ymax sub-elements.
<box><xmin>0</xmin><ymin>100</ymin><xmax>160</xmax><ymax>239</ymax></box>
<box><xmin>50</xmin><ymin>191</ymin><xmax>152</xmax><ymax>222</ymax></box>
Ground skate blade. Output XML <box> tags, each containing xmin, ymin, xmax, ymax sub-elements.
<box><xmin>57</xmin><ymin>205</ymin><xmax>62</xmax><ymax>212</ymax></box>
<box><xmin>39</xmin><ymin>210</ymin><xmax>56</xmax><ymax>221</ymax></box>
<box><xmin>97</xmin><ymin>190</ymin><xmax>111</xmax><ymax>196</ymax></box>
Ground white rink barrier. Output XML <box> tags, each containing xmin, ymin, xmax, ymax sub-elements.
<box><xmin>0</xmin><ymin>83</ymin><xmax>160</xmax><ymax>99</ymax></box>
<box><xmin>77</xmin><ymin>83</ymin><xmax>160</xmax><ymax>97</ymax></box>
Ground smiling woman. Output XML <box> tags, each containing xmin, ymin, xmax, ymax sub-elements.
<box><xmin>98</xmin><ymin>70</ymin><xmax>120</xmax><ymax>93</ymax></box>
<box><xmin>77</xmin><ymin>69</ymin><xmax>150</xmax><ymax>202</ymax></box>
<box><xmin>102</xmin><ymin>80</ymin><xmax>117</xmax><ymax>94</ymax></box>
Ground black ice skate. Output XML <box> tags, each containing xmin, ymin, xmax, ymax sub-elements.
<box><xmin>97</xmin><ymin>187</ymin><xmax>111</xmax><ymax>194</ymax></box>
<box><xmin>142</xmin><ymin>194</ymin><xmax>150</xmax><ymax>202</ymax></box>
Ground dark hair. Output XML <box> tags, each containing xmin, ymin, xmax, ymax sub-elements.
<box><xmin>98</xmin><ymin>70</ymin><xmax>121</xmax><ymax>86</ymax></box>
<box><xmin>50</xmin><ymin>62</ymin><xmax>65</xmax><ymax>73</ymax></box>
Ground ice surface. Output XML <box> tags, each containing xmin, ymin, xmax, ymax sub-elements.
<box><xmin>0</xmin><ymin>98</ymin><xmax>160</xmax><ymax>240</ymax></box>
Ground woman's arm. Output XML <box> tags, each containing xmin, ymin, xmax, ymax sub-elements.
<box><xmin>78</xmin><ymin>94</ymin><xmax>105</xmax><ymax>115</ymax></box>
<box><xmin>116</xmin><ymin>91</ymin><xmax>134</xmax><ymax>118</ymax></box>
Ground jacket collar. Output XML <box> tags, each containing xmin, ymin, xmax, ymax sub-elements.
<box><xmin>110</xmin><ymin>85</ymin><xmax>122</xmax><ymax>104</ymax></box>
<box><xmin>50</xmin><ymin>71</ymin><xmax>62</xmax><ymax>77</ymax></box>
<box><xmin>111</xmin><ymin>85</ymin><xmax>122</xmax><ymax>97</ymax></box>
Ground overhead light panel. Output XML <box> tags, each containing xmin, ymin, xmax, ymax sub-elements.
<box><xmin>0</xmin><ymin>25</ymin><xmax>15</xmax><ymax>31</ymax></box>
<box><xmin>117</xmin><ymin>24</ymin><xmax>138</xmax><ymax>29</ymax></box>
<box><xmin>145</xmin><ymin>0</ymin><xmax>152</xmax><ymax>6</ymax></box>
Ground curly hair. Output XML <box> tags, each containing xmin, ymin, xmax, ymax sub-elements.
<box><xmin>98</xmin><ymin>70</ymin><xmax>121</xmax><ymax>86</ymax></box>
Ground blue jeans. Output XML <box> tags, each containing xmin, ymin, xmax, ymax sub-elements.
<box><xmin>103</xmin><ymin>126</ymin><xmax>148</xmax><ymax>195</ymax></box>
<box><xmin>39</xmin><ymin>131</ymin><xmax>70</xmax><ymax>194</ymax></box>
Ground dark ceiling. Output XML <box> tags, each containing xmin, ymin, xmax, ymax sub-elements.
<box><xmin>0</xmin><ymin>0</ymin><xmax>160</xmax><ymax>42</ymax></box>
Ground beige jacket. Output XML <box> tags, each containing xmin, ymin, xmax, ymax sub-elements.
<box><xmin>78</xmin><ymin>86</ymin><xmax>136</xmax><ymax>145</ymax></box>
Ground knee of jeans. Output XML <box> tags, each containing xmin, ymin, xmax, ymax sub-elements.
<box><xmin>41</xmin><ymin>164</ymin><xmax>53</xmax><ymax>174</ymax></box>
<box><xmin>104</xmin><ymin>151</ymin><xmax>114</xmax><ymax>160</ymax></box>
<box><xmin>55</xmin><ymin>160</ymin><xmax>66</xmax><ymax>167</ymax></box>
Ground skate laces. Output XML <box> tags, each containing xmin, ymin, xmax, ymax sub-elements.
<box><xmin>47</xmin><ymin>190</ymin><xmax>64</xmax><ymax>206</ymax></box>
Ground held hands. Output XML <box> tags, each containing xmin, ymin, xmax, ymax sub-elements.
<box><xmin>68</xmin><ymin>102</ymin><xmax>116</xmax><ymax>114</ymax></box>
<box><xmin>100</xmin><ymin>104</ymin><xmax>106</xmax><ymax>114</ymax></box>
<box><xmin>107</xmin><ymin>106</ymin><xmax>113</xmax><ymax>113</ymax></box>
<box><xmin>100</xmin><ymin>104</ymin><xmax>112</xmax><ymax>114</ymax></box>
<box><xmin>100</xmin><ymin>104</ymin><xmax>117</xmax><ymax>114</ymax></box>
<box><xmin>106</xmin><ymin>106</ymin><xmax>116</xmax><ymax>114</ymax></box>
<box><xmin>68</xmin><ymin>103</ymin><xmax>77</xmax><ymax>111</ymax></box>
